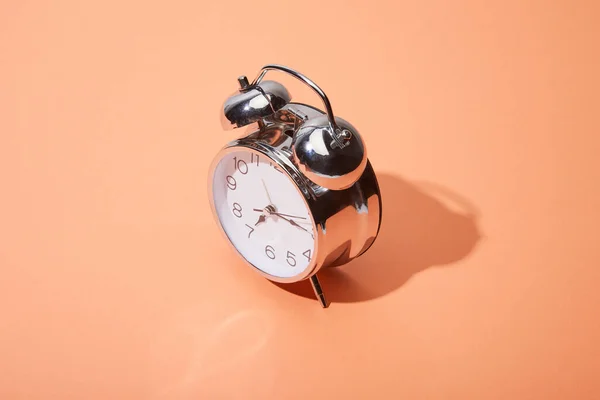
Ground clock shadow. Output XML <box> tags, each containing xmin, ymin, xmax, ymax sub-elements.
<box><xmin>272</xmin><ymin>173</ymin><xmax>483</xmax><ymax>304</ymax></box>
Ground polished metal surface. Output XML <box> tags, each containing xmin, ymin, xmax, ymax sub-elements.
<box><xmin>220</xmin><ymin>80</ymin><xmax>291</xmax><ymax>130</ymax></box>
<box><xmin>292</xmin><ymin>115</ymin><xmax>368</xmax><ymax>190</ymax></box>
<box><xmin>310</xmin><ymin>275</ymin><xmax>328</xmax><ymax>308</ymax></box>
<box><xmin>251</xmin><ymin>64</ymin><xmax>338</xmax><ymax>130</ymax></box>
<box><xmin>211</xmin><ymin>64</ymin><xmax>382</xmax><ymax>306</ymax></box>
<box><xmin>249</xmin><ymin>64</ymin><xmax>367</xmax><ymax>190</ymax></box>
<box><xmin>263</xmin><ymin>102</ymin><xmax>324</xmax><ymax>131</ymax></box>
<box><xmin>208</xmin><ymin>122</ymin><xmax>382</xmax><ymax>284</ymax></box>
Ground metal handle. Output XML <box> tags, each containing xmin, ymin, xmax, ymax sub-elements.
<box><xmin>251</xmin><ymin>64</ymin><xmax>338</xmax><ymax>130</ymax></box>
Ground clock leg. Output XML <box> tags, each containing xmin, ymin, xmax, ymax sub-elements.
<box><xmin>310</xmin><ymin>274</ymin><xmax>328</xmax><ymax>308</ymax></box>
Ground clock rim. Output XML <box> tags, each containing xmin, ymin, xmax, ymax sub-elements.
<box><xmin>208</xmin><ymin>142</ymin><xmax>322</xmax><ymax>283</ymax></box>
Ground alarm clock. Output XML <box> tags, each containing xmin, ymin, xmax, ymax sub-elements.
<box><xmin>208</xmin><ymin>64</ymin><xmax>382</xmax><ymax>307</ymax></box>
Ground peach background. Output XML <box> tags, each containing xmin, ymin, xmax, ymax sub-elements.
<box><xmin>1</xmin><ymin>0</ymin><xmax>599</xmax><ymax>399</ymax></box>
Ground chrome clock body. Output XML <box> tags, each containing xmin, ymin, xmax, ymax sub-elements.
<box><xmin>208</xmin><ymin>65</ymin><xmax>382</xmax><ymax>307</ymax></box>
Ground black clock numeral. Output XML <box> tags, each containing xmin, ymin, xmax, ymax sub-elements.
<box><xmin>251</xmin><ymin>153</ymin><xmax>259</xmax><ymax>166</ymax></box>
<box><xmin>286</xmin><ymin>251</ymin><xmax>296</xmax><ymax>267</ymax></box>
<box><xmin>265</xmin><ymin>245</ymin><xmax>275</xmax><ymax>260</ymax></box>
<box><xmin>303</xmin><ymin>249</ymin><xmax>312</xmax><ymax>262</ymax></box>
<box><xmin>232</xmin><ymin>202</ymin><xmax>242</xmax><ymax>218</ymax></box>
<box><xmin>245</xmin><ymin>224</ymin><xmax>254</xmax><ymax>238</ymax></box>
<box><xmin>226</xmin><ymin>175</ymin><xmax>237</xmax><ymax>190</ymax></box>
<box><xmin>233</xmin><ymin>157</ymin><xmax>248</xmax><ymax>175</ymax></box>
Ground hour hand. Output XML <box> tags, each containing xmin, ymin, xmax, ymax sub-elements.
<box><xmin>288</xmin><ymin>218</ymin><xmax>311</xmax><ymax>234</ymax></box>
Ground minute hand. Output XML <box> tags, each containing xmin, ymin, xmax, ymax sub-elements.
<box><xmin>272</xmin><ymin>212</ymin><xmax>306</xmax><ymax>220</ymax></box>
<box><xmin>274</xmin><ymin>213</ymin><xmax>312</xmax><ymax>235</ymax></box>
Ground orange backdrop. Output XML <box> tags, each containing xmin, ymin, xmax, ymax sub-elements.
<box><xmin>1</xmin><ymin>0</ymin><xmax>599</xmax><ymax>398</ymax></box>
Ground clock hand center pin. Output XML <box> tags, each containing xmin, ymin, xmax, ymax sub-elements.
<box><xmin>253</xmin><ymin>204</ymin><xmax>276</xmax><ymax>227</ymax></box>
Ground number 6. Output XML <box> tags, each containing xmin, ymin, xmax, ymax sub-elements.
<box><xmin>265</xmin><ymin>245</ymin><xmax>275</xmax><ymax>260</ymax></box>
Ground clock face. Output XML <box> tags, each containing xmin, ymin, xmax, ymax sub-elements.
<box><xmin>211</xmin><ymin>148</ymin><xmax>316</xmax><ymax>279</ymax></box>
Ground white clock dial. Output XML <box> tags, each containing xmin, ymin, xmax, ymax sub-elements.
<box><xmin>212</xmin><ymin>149</ymin><xmax>316</xmax><ymax>279</ymax></box>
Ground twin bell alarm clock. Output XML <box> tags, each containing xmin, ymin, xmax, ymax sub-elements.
<box><xmin>208</xmin><ymin>64</ymin><xmax>382</xmax><ymax>307</ymax></box>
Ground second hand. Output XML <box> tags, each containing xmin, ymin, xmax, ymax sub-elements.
<box><xmin>261</xmin><ymin>179</ymin><xmax>273</xmax><ymax>205</ymax></box>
